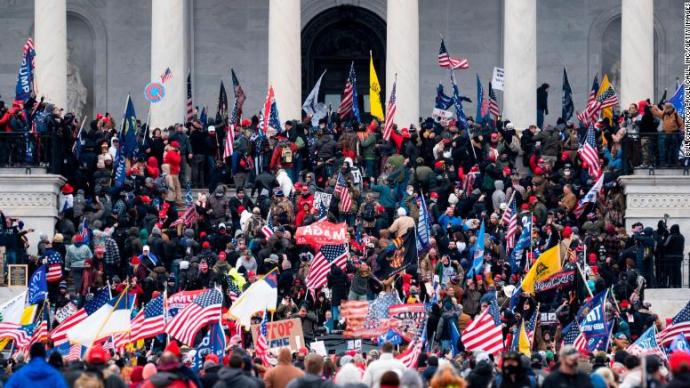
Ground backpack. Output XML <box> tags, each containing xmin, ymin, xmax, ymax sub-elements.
<box><xmin>362</xmin><ymin>202</ymin><xmax>376</xmax><ymax>221</ymax></box>
<box><xmin>280</xmin><ymin>145</ymin><xmax>293</xmax><ymax>164</ymax></box>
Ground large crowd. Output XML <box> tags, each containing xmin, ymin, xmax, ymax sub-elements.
<box><xmin>0</xmin><ymin>78</ymin><xmax>689</xmax><ymax>388</ymax></box>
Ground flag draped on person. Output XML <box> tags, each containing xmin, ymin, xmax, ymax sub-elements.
<box><xmin>14</xmin><ymin>37</ymin><xmax>35</xmax><ymax>103</ymax></box>
<box><xmin>227</xmin><ymin>272</ymin><xmax>278</xmax><ymax>328</ymax></box>
<box><xmin>658</xmin><ymin>300</ymin><xmax>690</xmax><ymax>345</ymax></box>
<box><xmin>579</xmin><ymin>125</ymin><xmax>601</xmax><ymax>179</ymax></box>
<box><xmin>335</xmin><ymin>172</ymin><xmax>352</xmax><ymax>212</ymax></box>
<box><xmin>230</xmin><ymin>68</ymin><xmax>246</xmax><ymax>125</ymax></box>
<box><xmin>51</xmin><ymin>288</ymin><xmax>110</xmax><ymax>345</ymax></box>
<box><xmin>576</xmin><ymin>75</ymin><xmax>600</xmax><ymax>126</ymax></box>
<box><xmin>337</xmin><ymin>62</ymin><xmax>360</xmax><ymax>122</ymax></box>
<box><xmin>168</xmin><ymin>288</ymin><xmax>223</xmax><ymax>345</ymax></box>
<box><xmin>369</xmin><ymin>53</ymin><xmax>385</xmax><ymax>121</ymax></box>
<box><xmin>462</xmin><ymin>299</ymin><xmax>503</xmax><ymax>355</ymax></box>
<box><xmin>186</xmin><ymin>71</ymin><xmax>194</xmax><ymax>122</ymax></box>
<box><xmin>305</xmin><ymin>244</ymin><xmax>348</xmax><ymax>296</ymax></box>
<box><xmin>596</xmin><ymin>74</ymin><xmax>618</xmax><ymax>122</ymax></box>
<box><xmin>521</xmin><ymin>245</ymin><xmax>561</xmax><ymax>294</ymax></box>
<box><xmin>303</xmin><ymin>69</ymin><xmax>328</xmax><ymax>127</ymax></box>
<box><xmin>130</xmin><ymin>293</ymin><xmax>165</xmax><ymax>341</ymax></box>
<box><xmin>562</xmin><ymin>68</ymin><xmax>574</xmax><ymax>121</ymax></box>
<box><xmin>45</xmin><ymin>250</ymin><xmax>63</xmax><ymax>282</ymax></box>
<box><xmin>438</xmin><ymin>39</ymin><xmax>469</xmax><ymax>70</ymax></box>
<box><xmin>574</xmin><ymin>174</ymin><xmax>604</xmax><ymax>218</ymax></box>
<box><xmin>382</xmin><ymin>77</ymin><xmax>397</xmax><ymax>141</ymax></box>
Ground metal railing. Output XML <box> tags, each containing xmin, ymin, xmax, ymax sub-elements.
<box><xmin>0</xmin><ymin>132</ymin><xmax>51</xmax><ymax>168</ymax></box>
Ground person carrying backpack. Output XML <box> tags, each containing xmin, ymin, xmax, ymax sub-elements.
<box><xmin>270</xmin><ymin>132</ymin><xmax>298</xmax><ymax>181</ymax></box>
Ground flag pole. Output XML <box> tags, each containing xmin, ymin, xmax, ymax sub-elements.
<box><xmin>93</xmin><ymin>286</ymin><xmax>129</xmax><ymax>345</ymax></box>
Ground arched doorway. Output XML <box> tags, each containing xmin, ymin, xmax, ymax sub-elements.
<box><xmin>302</xmin><ymin>6</ymin><xmax>386</xmax><ymax>120</ymax></box>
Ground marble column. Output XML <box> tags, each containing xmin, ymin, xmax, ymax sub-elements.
<box><xmin>268</xmin><ymin>0</ymin><xmax>301</xmax><ymax>121</ymax></box>
<box><xmin>503</xmin><ymin>0</ymin><xmax>537</xmax><ymax>131</ymax></box>
<box><xmin>621</xmin><ymin>0</ymin><xmax>654</xmax><ymax>106</ymax></box>
<box><xmin>150</xmin><ymin>0</ymin><xmax>187</xmax><ymax>129</ymax></box>
<box><xmin>386</xmin><ymin>0</ymin><xmax>419</xmax><ymax>129</ymax></box>
<box><xmin>34</xmin><ymin>0</ymin><xmax>67</xmax><ymax>109</ymax></box>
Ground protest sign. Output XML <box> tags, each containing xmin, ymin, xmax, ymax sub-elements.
<box><xmin>251</xmin><ymin>318</ymin><xmax>304</xmax><ymax>352</ymax></box>
<box><xmin>492</xmin><ymin>67</ymin><xmax>504</xmax><ymax>90</ymax></box>
<box><xmin>295</xmin><ymin>220</ymin><xmax>348</xmax><ymax>246</ymax></box>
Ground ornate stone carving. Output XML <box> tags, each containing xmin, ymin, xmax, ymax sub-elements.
<box><xmin>0</xmin><ymin>193</ymin><xmax>55</xmax><ymax>208</ymax></box>
<box><xmin>66</xmin><ymin>41</ymin><xmax>88</xmax><ymax>118</ymax></box>
<box><xmin>627</xmin><ymin>194</ymin><xmax>690</xmax><ymax>209</ymax></box>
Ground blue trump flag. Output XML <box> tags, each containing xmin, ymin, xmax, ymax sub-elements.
<box><xmin>670</xmin><ymin>332</ymin><xmax>690</xmax><ymax>353</ymax></box>
<box><xmin>476</xmin><ymin>75</ymin><xmax>484</xmax><ymax>124</ymax></box>
<box><xmin>509</xmin><ymin>215</ymin><xmax>532</xmax><ymax>273</ymax></box>
<box><xmin>192</xmin><ymin>321</ymin><xmax>226</xmax><ymax>372</ymax></box>
<box><xmin>435</xmin><ymin>83</ymin><xmax>454</xmax><ymax>110</ymax></box>
<box><xmin>121</xmin><ymin>95</ymin><xmax>138</xmax><ymax>158</ymax></box>
<box><xmin>579</xmin><ymin>290</ymin><xmax>610</xmax><ymax>352</ymax></box>
<box><xmin>416</xmin><ymin>195</ymin><xmax>431</xmax><ymax>254</ymax></box>
<box><xmin>450</xmin><ymin>320</ymin><xmax>461</xmax><ymax>355</ymax></box>
<box><xmin>15</xmin><ymin>38</ymin><xmax>35</xmax><ymax>103</ymax></box>
<box><xmin>468</xmin><ymin>220</ymin><xmax>485</xmax><ymax>278</ymax></box>
<box><xmin>28</xmin><ymin>265</ymin><xmax>48</xmax><ymax>304</ymax></box>
<box><xmin>450</xmin><ymin>72</ymin><xmax>468</xmax><ymax>129</ymax></box>
<box><xmin>669</xmin><ymin>83</ymin><xmax>684</xmax><ymax>117</ymax></box>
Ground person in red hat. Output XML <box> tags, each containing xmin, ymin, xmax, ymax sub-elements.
<box><xmin>669</xmin><ymin>351</ymin><xmax>690</xmax><ymax>386</ymax></box>
<box><xmin>142</xmin><ymin>341</ymin><xmax>201</xmax><ymax>388</ymax></box>
<box><xmin>64</xmin><ymin>344</ymin><xmax>126</xmax><ymax>388</ymax></box>
<box><xmin>269</xmin><ymin>131</ymin><xmax>298</xmax><ymax>177</ymax></box>
<box><xmin>163</xmin><ymin>139</ymin><xmax>183</xmax><ymax>205</ymax></box>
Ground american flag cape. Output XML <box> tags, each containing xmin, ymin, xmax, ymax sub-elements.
<box><xmin>438</xmin><ymin>38</ymin><xmax>469</xmax><ymax>70</ymax></box>
<box><xmin>578</xmin><ymin>126</ymin><xmax>601</xmax><ymax>179</ymax></box>
<box><xmin>462</xmin><ymin>299</ymin><xmax>504</xmax><ymax>355</ymax></box>
<box><xmin>337</xmin><ymin>62</ymin><xmax>360</xmax><ymax>122</ymax></box>
<box><xmin>305</xmin><ymin>244</ymin><xmax>348</xmax><ymax>296</ymax></box>
<box><xmin>335</xmin><ymin>172</ymin><xmax>352</xmax><ymax>213</ymax></box>
<box><xmin>167</xmin><ymin>288</ymin><xmax>223</xmax><ymax>345</ymax></box>
<box><xmin>45</xmin><ymin>249</ymin><xmax>63</xmax><ymax>282</ymax></box>
<box><xmin>658</xmin><ymin>300</ymin><xmax>690</xmax><ymax>345</ymax></box>
<box><xmin>382</xmin><ymin>78</ymin><xmax>397</xmax><ymax>141</ymax></box>
<box><xmin>130</xmin><ymin>293</ymin><xmax>165</xmax><ymax>341</ymax></box>
<box><xmin>576</xmin><ymin>76</ymin><xmax>601</xmax><ymax>126</ymax></box>
<box><xmin>50</xmin><ymin>288</ymin><xmax>110</xmax><ymax>345</ymax></box>
<box><xmin>262</xmin><ymin>209</ymin><xmax>274</xmax><ymax>238</ymax></box>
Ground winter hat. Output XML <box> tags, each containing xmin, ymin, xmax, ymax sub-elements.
<box><xmin>53</xmin><ymin>233</ymin><xmax>64</xmax><ymax>243</ymax></box>
<box><xmin>165</xmin><ymin>341</ymin><xmax>181</xmax><ymax>358</ymax></box>
<box><xmin>562</xmin><ymin>226</ymin><xmax>572</xmax><ymax>238</ymax></box>
<box><xmin>130</xmin><ymin>366</ymin><xmax>144</xmax><ymax>383</ymax></box>
<box><xmin>61</xmin><ymin>183</ymin><xmax>74</xmax><ymax>194</ymax></box>
<box><xmin>85</xmin><ymin>345</ymin><xmax>110</xmax><ymax>364</ymax></box>
<box><xmin>448</xmin><ymin>193</ymin><xmax>459</xmax><ymax>205</ymax></box>
<box><xmin>397</xmin><ymin>208</ymin><xmax>407</xmax><ymax>217</ymax></box>
<box><xmin>218</xmin><ymin>251</ymin><xmax>227</xmax><ymax>261</ymax></box>
<box><xmin>670</xmin><ymin>351</ymin><xmax>690</xmax><ymax>373</ymax></box>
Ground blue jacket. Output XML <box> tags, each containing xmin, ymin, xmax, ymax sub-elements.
<box><xmin>370</xmin><ymin>184</ymin><xmax>398</xmax><ymax>209</ymax></box>
<box><xmin>5</xmin><ymin>358</ymin><xmax>67</xmax><ymax>388</ymax></box>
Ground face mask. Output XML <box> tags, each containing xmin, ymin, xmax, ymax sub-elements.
<box><xmin>406</xmin><ymin>189</ymin><xmax>414</xmax><ymax>196</ymax></box>
<box><xmin>443</xmin><ymin>150</ymin><xmax>452</xmax><ymax>158</ymax></box>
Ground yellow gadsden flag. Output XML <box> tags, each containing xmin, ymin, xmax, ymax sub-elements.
<box><xmin>517</xmin><ymin>320</ymin><xmax>531</xmax><ymax>357</ymax></box>
<box><xmin>521</xmin><ymin>245</ymin><xmax>561</xmax><ymax>294</ymax></box>
<box><xmin>597</xmin><ymin>74</ymin><xmax>615</xmax><ymax>122</ymax></box>
<box><xmin>369</xmin><ymin>52</ymin><xmax>385</xmax><ymax>121</ymax></box>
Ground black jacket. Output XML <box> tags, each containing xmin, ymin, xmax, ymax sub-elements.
<box><xmin>213</xmin><ymin>367</ymin><xmax>263</xmax><ymax>388</ymax></box>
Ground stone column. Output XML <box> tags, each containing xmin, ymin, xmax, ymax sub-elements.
<box><xmin>621</xmin><ymin>0</ymin><xmax>654</xmax><ymax>106</ymax></box>
<box><xmin>503</xmin><ymin>0</ymin><xmax>537</xmax><ymax>131</ymax></box>
<box><xmin>150</xmin><ymin>0</ymin><xmax>187</xmax><ymax>129</ymax></box>
<box><xmin>268</xmin><ymin>0</ymin><xmax>301</xmax><ymax>121</ymax></box>
<box><xmin>34</xmin><ymin>0</ymin><xmax>67</xmax><ymax>109</ymax></box>
<box><xmin>386</xmin><ymin>0</ymin><xmax>419</xmax><ymax>129</ymax></box>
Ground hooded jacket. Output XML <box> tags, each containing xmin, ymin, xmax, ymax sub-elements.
<box><xmin>213</xmin><ymin>367</ymin><xmax>262</xmax><ymax>388</ymax></box>
<box><xmin>4</xmin><ymin>358</ymin><xmax>68</xmax><ymax>388</ymax></box>
<box><xmin>263</xmin><ymin>348</ymin><xmax>304</xmax><ymax>388</ymax></box>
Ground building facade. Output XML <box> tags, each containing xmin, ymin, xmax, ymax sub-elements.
<box><xmin>0</xmin><ymin>0</ymin><xmax>682</xmax><ymax>129</ymax></box>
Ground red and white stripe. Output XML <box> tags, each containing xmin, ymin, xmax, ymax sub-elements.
<box><xmin>23</xmin><ymin>37</ymin><xmax>34</xmax><ymax>53</ymax></box>
<box><xmin>167</xmin><ymin>291</ymin><xmax>222</xmax><ymax>346</ymax></box>
<box><xmin>186</xmin><ymin>72</ymin><xmax>194</xmax><ymax>122</ymax></box>
<box><xmin>305</xmin><ymin>247</ymin><xmax>348</xmax><ymax>294</ymax></box>
<box><xmin>65</xmin><ymin>344</ymin><xmax>82</xmax><ymax>361</ymax></box>
<box><xmin>130</xmin><ymin>312</ymin><xmax>165</xmax><ymax>342</ymax></box>
<box><xmin>0</xmin><ymin>323</ymin><xmax>30</xmax><ymax>348</ymax></box>
<box><xmin>337</xmin><ymin>80</ymin><xmax>354</xmax><ymax>120</ymax></box>
<box><xmin>396</xmin><ymin>338</ymin><xmax>424</xmax><ymax>368</ymax></box>
<box><xmin>461</xmin><ymin>308</ymin><xmax>504</xmax><ymax>355</ymax></box>
<box><xmin>658</xmin><ymin>324</ymin><xmax>690</xmax><ymax>346</ymax></box>
<box><xmin>223</xmin><ymin>124</ymin><xmax>234</xmax><ymax>158</ymax></box>
<box><xmin>160</xmin><ymin>67</ymin><xmax>173</xmax><ymax>83</ymax></box>
<box><xmin>505</xmin><ymin>214</ymin><xmax>518</xmax><ymax>251</ymax></box>
<box><xmin>261</xmin><ymin>225</ymin><xmax>274</xmax><ymax>238</ymax></box>
<box><xmin>47</xmin><ymin>264</ymin><xmax>62</xmax><ymax>282</ymax></box>
<box><xmin>382</xmin><ymin>80</ymin><xmax>397</xmax><ymax>141</ymax></box>
<box><xmin>31</xmin><ymin>321</ymin><xmax>48</xmax><ymax>345</ymax></box>
<box><xmin>50</xmin><ymin>308</ymin><xmax>88</xmax><ymax>345</ymax></box>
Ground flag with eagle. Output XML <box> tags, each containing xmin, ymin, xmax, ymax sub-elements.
<box><xmin>375</xmin><ymin>227</ymin><xmax>418</xmax><ymax>279</ymax></box>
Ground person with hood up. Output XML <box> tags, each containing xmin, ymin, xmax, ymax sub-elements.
<box><xmin>263</xmin><ymin>347</ymin><xmax>304</xmax><ymax>388</ymax></box>
<box><xmin>4</xmin><ymin>343</ymin><xmax>67</xmax><ymax>388</ymax></box>
<box><xmin>207</xmin><ymin>186</ymin><xmax>228</xmax><ymax>225</ymax></box>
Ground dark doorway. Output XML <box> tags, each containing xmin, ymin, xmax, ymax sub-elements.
<box><xmin>302</xmin><ymin>6</ymin><xmax>386</xmax><ymax>120</ymax></box>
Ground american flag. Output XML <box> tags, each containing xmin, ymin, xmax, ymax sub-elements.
<box><xmin>382</xmin><ymin>78</ymin><xmax>397</xmax><ymax>141</ymax></box>
<box><xmin>50</xmin><ymin>288</ymin><xmax>110</xmax><ymax>345</ymax></box>
<box><xmin>223</xmin><ymin>124</ymin><xmax>234</xmax><ymax>158</ymax></box>
<box><xmin>462</xmin><ymin>168</ymin><xmax>477</xmax><ymax>194</ymax></box>
<box><xmin>574</xmin><ymin>174</ymin><xmax>604</xmax><ymax>218</ymax></box>
<box><xmin>488</xmin><ymin>82</ymin><xmax>500</xmax><ymax>118</ymax></box>
<box><xmin>0</xmin><ymin>323</ymin><xmax>30</xmax><ymax>348</ymax></box>
<box><xmin>79</xmin><ymin>219</ymin><xmax>90</xmax><ymax>245</ymax></box>
<box><xmin>658</xmin><ymin>300</ymin><xmax>690</xmax><ymax>345</ymax></box>
<box><xmin>255</xmin><ymin>310</ymin><xmax>273</xmax><ymax>366</ymax></box>
<box><xmin>31</xmin><ymin>320</ymin><xmax>48</xmax><ymax>345</ymax></box>
<box><xmin>337</xmin><ymin>62</ymin><xmax>359</xmax><ymax>121</ymax></box>
<box><xmin>576</xmin><ymin>76</ymin><xmax>601</xmax><ymax>126</ymax></box>
<box><xmin>130</xmin><ymin>294</ymin><xmax>165</xmax><ymax>341</ymax></box>
<box><xmin>230</xmin><ymin>68</ymin><xmax>246</xmax><ymax>125</ymax></box>
<box><xmin>462</xmin><ymin>299</ymin><xmax>503</xmax><ymax>355</ymax></box>
<box><xmin>186</xmin><ymin>72</ymin><xmax>194</xmax><ymax>122</ymax></box>
<box><xmin>578</xmin><ymin>126</ymin><xmax>601</xmax><ymax>179</ymax></box>
<box><xmin>24</xmin><ymin>37</ymin><xmax>34</xmax><ymax>53</ymax></box>
<box><xmin>504</xmin><ymin>198</ymin><xmax>518</xmax><ymax>250</ymax></box>
<box><xmin>596</xmin><ymin>83</ymin><xmax>618</xmax><ymax>109</ymax></box>
<box><xmin>396</xmin><ymin>321</ymin><xmax>427</xmax><ymax>368</ymax></box>
<box><xmin>340</xmin><ymin>300</ymin><xmax>371</xmax><ymax>337</ymax></box>
<box><xmin>261</xmin><ymin>86</ymin><xmax>275</xmax><ymax>136</ymax></box>
<box><xmin>169</xmin><ymin>204</ymin><xmax>199</xmax><ymax>228</ymax></box>
<box><xmin>262</xmin><ymin>209</ymin><xmax>274</xmax><ymax>238</ymax></box>
<box><xmin>45</xmin><ymin>249</ymin><xmax>63</xmax><ymax>282</ymax></box>
<box><xmin>479</xmin><ymin>78</ymin><xmax>490</xmax><ymax>119</ymax></box>
<box><xmin>438</xmin><ymin>39</ymin><xmax>469</xmax><ymax>70</ymax></box>
<box><xmin>160</xmin><ymin>67</ymin><xmax>173</xmax><ymax>83</ymax></box>
<box><xmin>227</xmin><ymin>279</ymin><xmax>241</xmax><ymax>303</ymax></box>
<box><xmin>525</xmin><ymin>310</ymin><xmax>538</xmax><ymax>342</ymax></box>
<box><xmin>561</xmin><ymin>321</ymin><xmax>588</xmax><ymax>353</ymax></box>
<box><xmin>66</xmin><ymin>343</ymin><xmax>84</xmax><ymax>361</ymax></box>
<box><xmin>335</xmin><ymin>173</ymin><xmax>352</xmax><ymax>213</ymax></box>
<box><xmin>168</xmin><ymin>288</ymin><xmax>223</xmax><ymax>345</ymax></box>
<box><xmin>306</xmin><ymin>244</ymin><xmax>348</xmax><ymax>295</ymax></box>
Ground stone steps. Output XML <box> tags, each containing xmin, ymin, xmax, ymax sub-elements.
<box><xmin>644</xmin><ymin>288</ymin><xmax>690</xmax><ymax>320</ymax></box>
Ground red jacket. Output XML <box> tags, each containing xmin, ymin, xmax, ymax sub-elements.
<box><xmin>269</xmin><ymin>141</ymin><xmax>298</xmax><ymax>171</ymax></box>
<box><xmin>146</xmin><ymin>157</ymin><xmax>160</xmax><ymax>179</ymax></box>
<box><xmin>164</xmin><ymin>150</ymin><xmax>181</xmax><ymax>175</ymax></box>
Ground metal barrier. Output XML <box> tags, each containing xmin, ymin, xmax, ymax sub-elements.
<box><xmin>0</xmin><ymin>132</ymin><xmax>50</xmax><ymax>168</ymax></box>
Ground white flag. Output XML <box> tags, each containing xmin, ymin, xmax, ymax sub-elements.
<box><xmin>302</xmin><ymin>70</ymin><xmax>328</xmax><ymax>126</ymax></box>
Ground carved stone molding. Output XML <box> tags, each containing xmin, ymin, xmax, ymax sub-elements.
<box><xmin>627</xmin><ymin>193</ymin><xmax>690</xmax><ymax>209</ymax></box>
<box><xmin>0</xmin><ymin>192</ymin><xmax>55</xmax><ymax>208</ymax></box>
